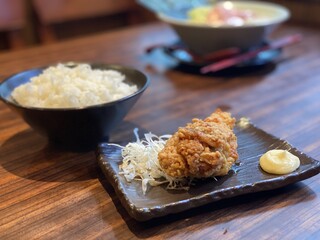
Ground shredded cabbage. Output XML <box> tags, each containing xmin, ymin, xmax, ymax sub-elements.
<box><xmin>116</xmin><ymin>128</ymin><xmax>190</xmax><ymax>194</ymax></box>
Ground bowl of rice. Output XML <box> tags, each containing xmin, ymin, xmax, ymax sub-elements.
<box><xmin>0</xmin><ymin>63</ymin><xmax>149</xmax><ymax>151</ymax></box>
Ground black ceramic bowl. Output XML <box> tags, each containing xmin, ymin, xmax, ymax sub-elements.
<box><xmin>0</xmin><ymin>63</ymin><xmax>149</xmax><ymax>151</ymax></box>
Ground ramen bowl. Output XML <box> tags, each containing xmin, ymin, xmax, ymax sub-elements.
<box><xmin>158</xmin><ymin>0</ymin><xmax>290</xmax><ymax>54</ymax></box>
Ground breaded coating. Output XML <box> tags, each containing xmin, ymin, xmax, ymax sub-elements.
<box><xmin>158</xmin><ymin>109</ymin><xmax>238</xmax><ymax>178</ymax></box>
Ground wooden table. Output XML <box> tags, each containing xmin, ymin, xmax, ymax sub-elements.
<box><xmin>0</xmin><ymin>22</ymin><xmax>319</xmax><ymax>239</ymax></box>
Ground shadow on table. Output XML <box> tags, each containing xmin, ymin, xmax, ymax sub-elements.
<box><xmin>99</xmin><ymin>175</ymin><xmax>317</xmax><ymax>239</ymax></box>
<box><xmin>0</xmin><ymin>120</ymin><xmax>141</xmax><ymax>182</ymax></box>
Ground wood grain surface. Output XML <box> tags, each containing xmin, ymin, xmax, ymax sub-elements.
<box><xmin>0</xmin><ymin>22</ymin><xmax>319</xmax><ymax>239</ymax></box>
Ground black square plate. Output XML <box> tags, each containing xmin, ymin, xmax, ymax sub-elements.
<box><xmin>97</xmin><ymin>118</ymin><xmax>320</xmax><ymax>221</ymax></box>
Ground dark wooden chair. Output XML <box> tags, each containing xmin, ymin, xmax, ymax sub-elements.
<box><xmin>32</xmin><ymin>0</ymin><xmax>141</xmax><ymax>44</ymax></box>
<box><xmin>0</xmin><ymin>0</ymin><xmax>27</xmax><ymax>50</ymax></box>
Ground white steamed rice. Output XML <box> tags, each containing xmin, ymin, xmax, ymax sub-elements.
<box><xmin>11</xmin><ymin>63</ymin><xmax>138</xmax><ymax>108</ymax></box>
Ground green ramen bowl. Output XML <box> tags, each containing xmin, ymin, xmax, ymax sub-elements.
<box><xmin>158</xmin><ymin>0</ymin><xmax>290</xmax><ymax>54</ymax></box>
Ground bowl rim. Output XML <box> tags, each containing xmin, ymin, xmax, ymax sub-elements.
<box><xmin>0</xmin><ymin>63</ymin><xmax>150</xmax><ymax>111</ymax></box>
<box><xmin>158</xmin><ymin>0</ymin><xmax>290</xmax><ymax>29</ymax></box>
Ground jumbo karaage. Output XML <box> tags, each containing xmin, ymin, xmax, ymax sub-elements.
<box><xmin>158</xmin><ymin>109</ymin><xmax>238</xmax><ymax>178</ymax></box>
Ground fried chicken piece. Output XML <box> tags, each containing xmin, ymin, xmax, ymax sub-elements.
<box><xmin>158</xmin><ymin>109</ymin><xmax>238</xmax><ymax>178</ymax></box>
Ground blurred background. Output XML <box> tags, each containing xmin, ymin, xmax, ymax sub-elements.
<box><xmin>0</xmin><ymin>0</ymin><xmax>319</xmax><ymax>52</ymax></box>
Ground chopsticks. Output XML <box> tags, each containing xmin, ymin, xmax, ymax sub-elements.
<box><xmin>200</xmin><ymin>34</ymin><xmax>303</xmax><ymax>74</ymax></box>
